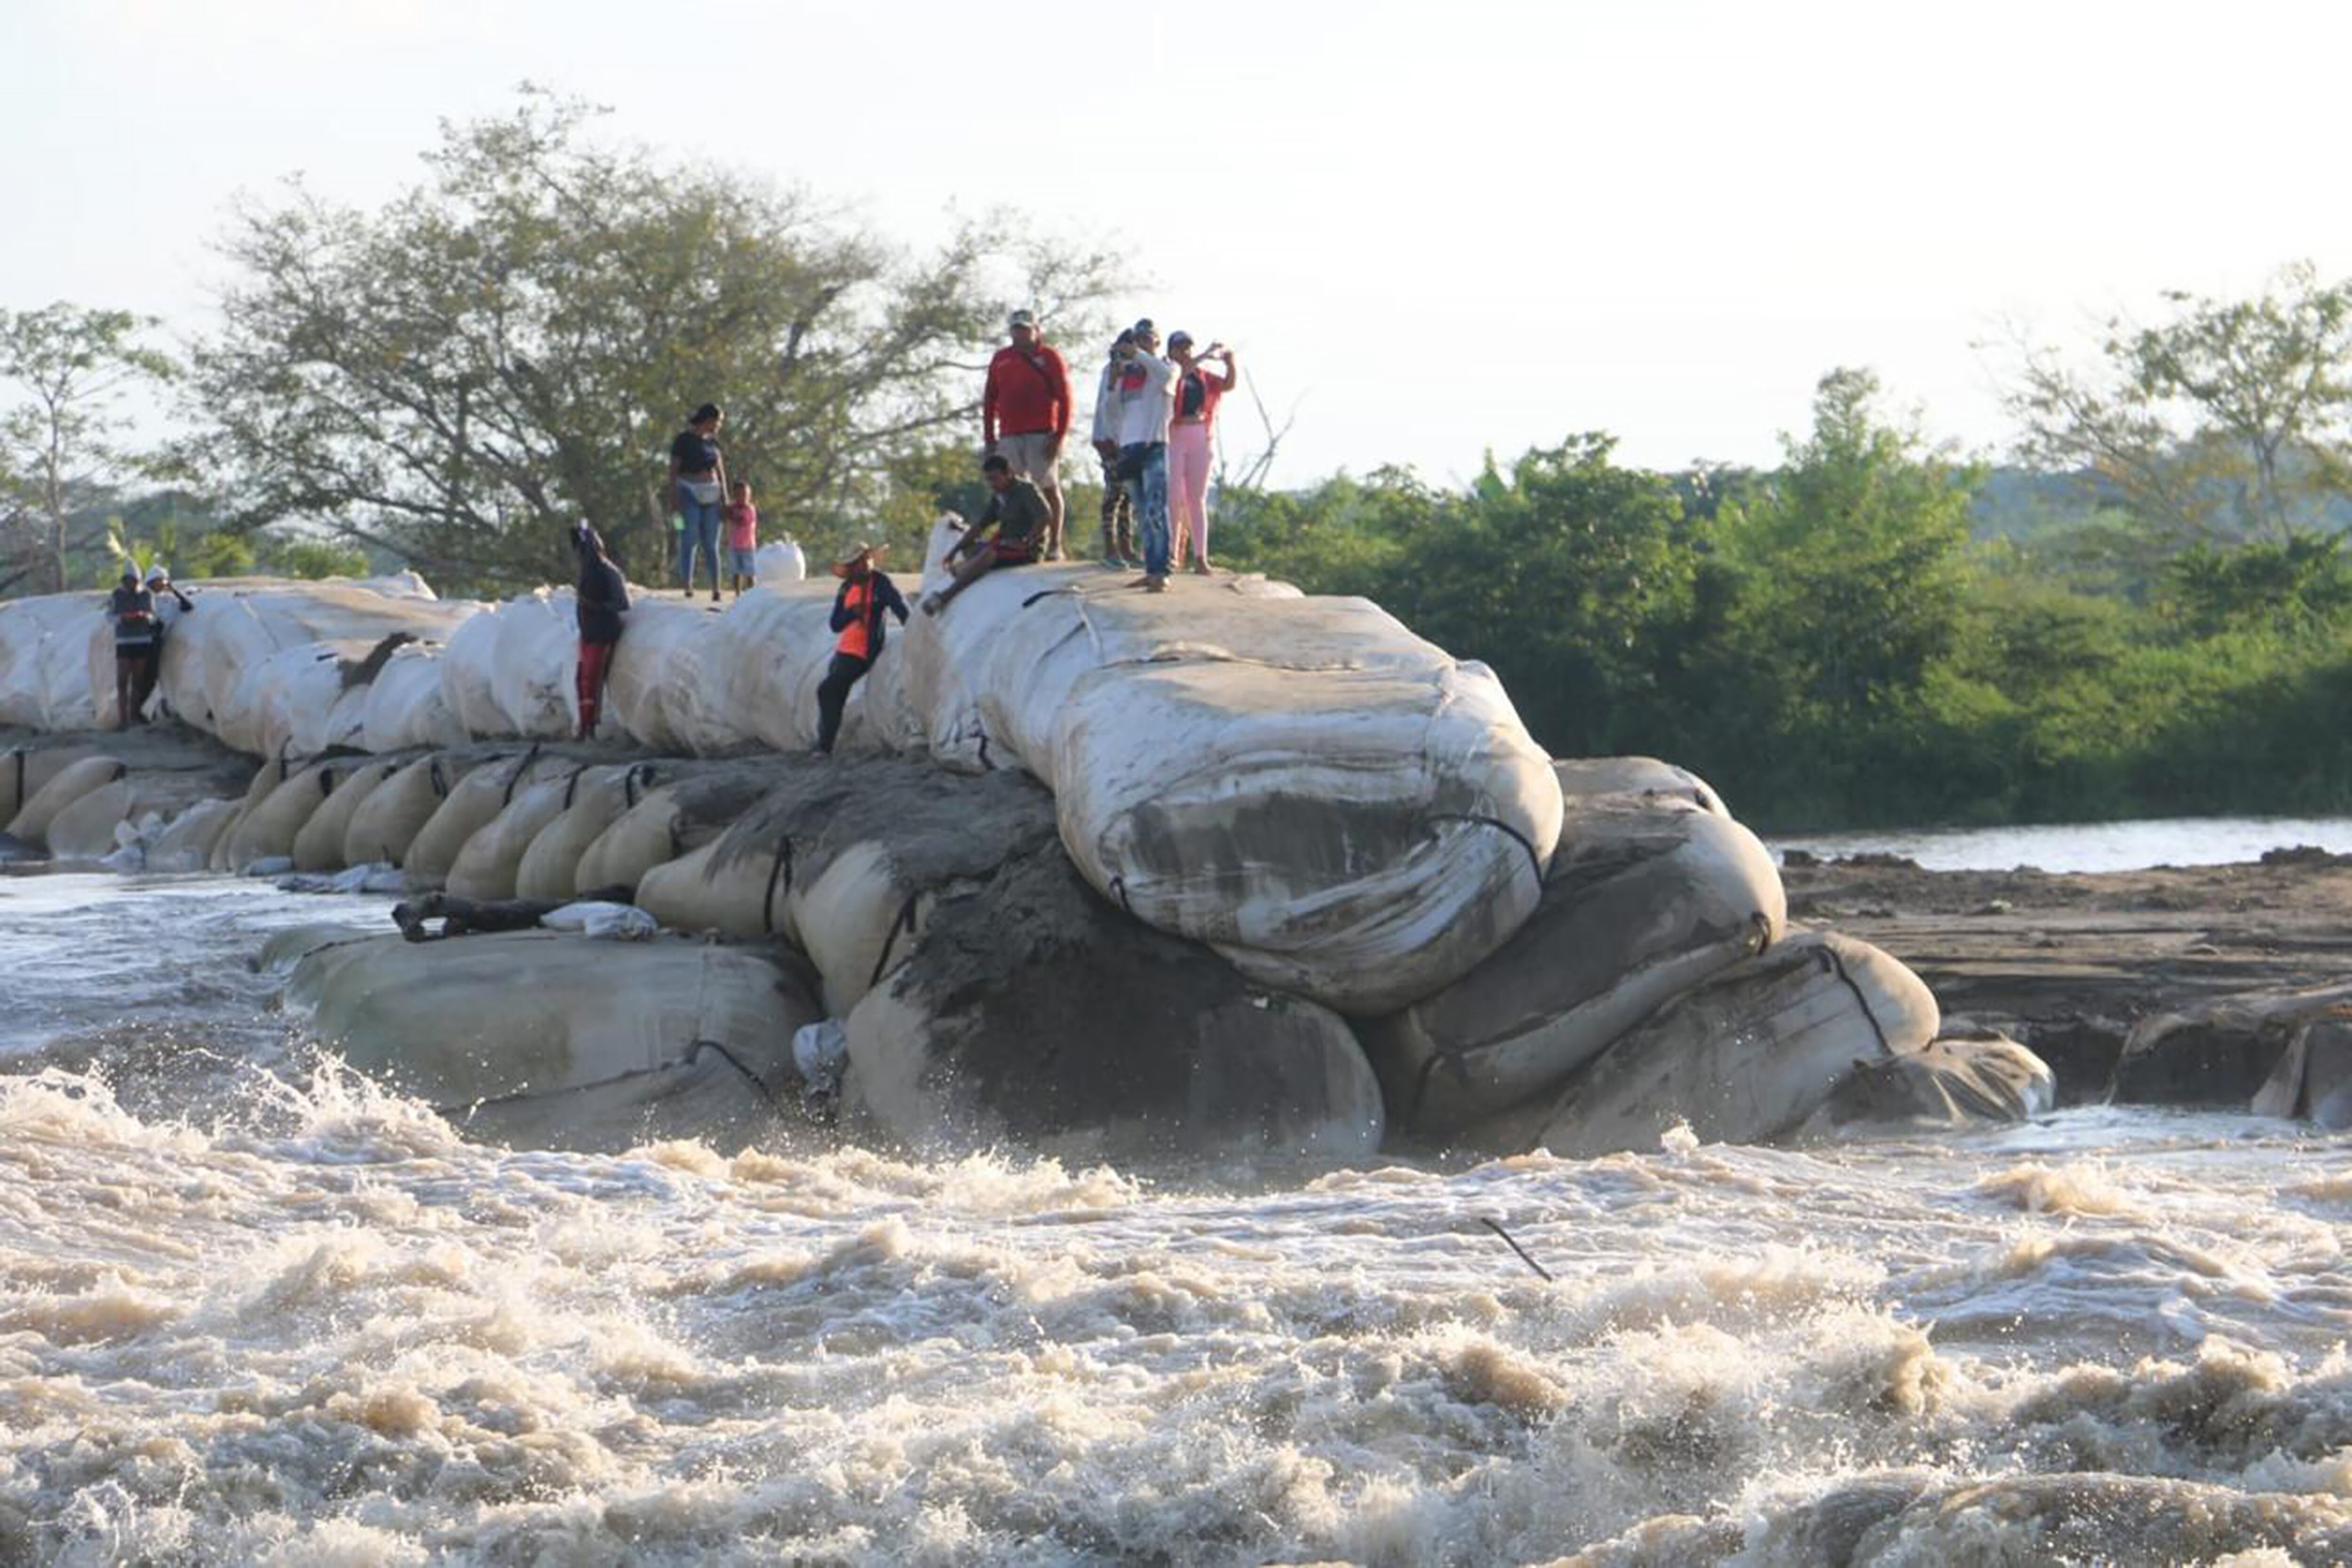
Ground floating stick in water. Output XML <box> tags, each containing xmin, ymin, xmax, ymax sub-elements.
<box><xmin>1480</xmin><ymin>1216</ymin><xmax>1554</xmax><ymax>1282</ymax></box>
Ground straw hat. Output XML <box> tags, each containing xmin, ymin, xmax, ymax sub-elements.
<box><xmin>832</xmin><ymin>541</ymin><xmax>886</xmax><ymax>577</ymax></box>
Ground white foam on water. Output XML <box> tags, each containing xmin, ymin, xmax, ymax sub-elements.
<box><xmin>3</xmin><ymin>873</ymin><xmax>2351</xmax><ymax>1563</ymax></box>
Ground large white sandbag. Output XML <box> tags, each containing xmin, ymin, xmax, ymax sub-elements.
<box><xmin>843</xmin><ymin>845</ymin><xmax>1384</xmax><ymax>1162</ymax></box>
<box><xmin>604</xmin><ymin>597</ymin><xmax>735</xmax><ymax>753</ymax></box>
<box><xmin>40</xmin><ymin>779</ymin><xmax>136</xmax><ymax>859</ymax></box>
<box><xmin>403</xmin><ymin>750</ymin><xmax>564</xmax><ymax>885</ymax></box>
<box><xmin>512</xmin><ymin>762</ymin><xmax>663</xmax><ymax>901</ymax></box>
<box><xmin>0</xmin><ymin>597</ymin><xmax>95</xmax><ymax>726</ymax></box>
<box><xmin>633</xmin><ymin>838</ymin><xmax>782</xmax><ymax>938</ymax></box>
<box><xmin>362</xmin><ymin>642</ymin><xmax>469</xmax><ymax>751</ymax></box>
<box><xmin>285</xmin><ymin>930</ymin><xmax>820</xmax><ymax>1152</ymax></box>
<box><xmin>753</xmin><ymin>540</ymin><xmax>805</xmax><ymax>583</ymax></box>
<box><xmin>788</xmin><ymin>841</ymin><xmax>938</xmax><ymax>1014</ymax></box>
<box><xmin>293</xmin><ymin>756</ymin><xmax>404</xmax><ymax>871</ymax></box>
<box><xmin>1553</xmin><ymin>754</ymin><xmax>1729</xmax><ymax>818</ymax></box>
<box><xmin>1360</xmin><ymin>791</ymin><xmax>1786</xmax><ymax>1145</ymax></box>
<box><xmin>245</xmin><ymin>641</ymin><xmax>370</xmax><ymax>759</ymax></box>
<box><xmin>6</xmin><ymin>754</ymin><xmax>125</xmax><ymax>843</ymax></box>
<box><xmin>44</xmin><ymin>747</ymin><xmax>255</xmax><ymax>860</ymax></box>
<box><xmin>216</xmin><ymin>759</ymin><xmax>345</xmax><ymax>873</ymax></box>
<box><xmin>343</xmin><ymin>752</ymin><xmax>482</xmax><ymax>868</ymax></box>
<box><xmin>445</xmin><ymin>765</ymin><xmax>592</xmax><ymax>900</ymax></box>
<box><xmin>892</xmin><ymin>568</ymin><xmax>1564</xmax><ymax>1012</ymax></box>
<box><xmin>1539</xmin><ymin>931</ymin><xmax>1939</xmax><ymax>1158</ymax></box>
<box><xmin>486</xmin><ymin>589</ymin><xmax>580</xmax><ymax>738</ymax></box>
<box><xmin>1801</xmin><ymin>1029</ymin><xmax>2056</xmax><ymax>1136</ymax></box>
<box><xmin>438</xmin><ymin>609</ymin><xmax>508</xmax><ymax>737</ymax></box>
<box><xmin>147</xmin><ymin>797</ymin><xmax>242</xmax><ymax>871</ymax></box>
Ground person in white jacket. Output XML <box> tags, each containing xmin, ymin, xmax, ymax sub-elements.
<box><xmin>1089</xmin><ymin>332</ymin><xmax>1139</xmax><ymax>567</ymax></box>
<box><xmin>1112</xmin><ymin>319</ymin><xmax>1177</xmax><ymax>591</ymax></box>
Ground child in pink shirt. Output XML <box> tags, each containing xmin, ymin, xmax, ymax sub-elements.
<box><xmin>724</xmin><ymin>481</ymin><xmax>759</xmax><ymax>597</ymax></box>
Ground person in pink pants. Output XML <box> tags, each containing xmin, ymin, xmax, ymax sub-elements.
<box><xmin>1166</xmin><ymin>332</ymin><xmax>1238</xmax><ymax>573</ymax></box>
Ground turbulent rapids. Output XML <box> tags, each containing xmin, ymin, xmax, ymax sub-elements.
<box><xmin>4</xmin><ymin>558</ymin><xmax>2350</xmax><ymax>1562</ymax></box>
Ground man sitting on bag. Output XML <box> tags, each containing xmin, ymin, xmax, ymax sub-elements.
<box><xmin>921</xmin><ymin>454</ymin><xmax>1049</xmax><ymax>617</ymax></box>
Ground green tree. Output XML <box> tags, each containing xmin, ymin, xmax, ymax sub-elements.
<box><xmin>191</xmin><ymin>89</ymin><xmax>1121</xmax><ymax>594</ymax></box>
<box><xmin>2005</xmin><ymin>263</ymin><xmax>2352</xmax><ymax>544</ymax></box>
<box><xmin>0</xmin><ymin>302</ymin><xmax>175</xmax><ymax>595</ymax></box>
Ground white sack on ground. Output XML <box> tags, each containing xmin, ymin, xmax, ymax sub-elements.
<box><xmin>284</xmin><ymin>930</ymin><xmax>819</xmax><ymax>1153</ymax></box>
<box><xmin>1539</xmin><ymin>931</ymin><xmax>1940</xmax><ymax>1158</ymax></box>
<box><xmin>890</xmin><ymin>568</ymin><xmax>1563</xmax><ymax>1012</ymax></box>
<box><xmin>1360</xmin><ymin>786</ymin><xmax>1786</xmax><ymax>1146</ymax></box>
<box><xmin>753</xmin><ymin>540</ymin><xmax>805</xmax><ymax>583</ymax></box>
<box><xmin>0</xmin><ymin>598</ymin><xmax>101</xmax><ymax>727</ymax></box>
<box><xmin>487</xmin><ymin>589</ymin><xmax>580</xmax><ymax>738</ymax></box>
<box><xmin>843</xmin><ymin>844</ymin><xmax>1384</xmax><ymax>1162</ymax></box>
<box><xmin>512</xmin><ymin>762</ymin><xmax>664</xmax><ymax>901</ymax></box>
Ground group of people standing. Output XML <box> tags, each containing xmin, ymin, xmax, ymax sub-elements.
<box><xmin>571</xmin><ymin>305</ymin><xmax>1238</xmax><ymax>743</ymax></box>
<box><xmin>106</xmin><ymin>564</ymin><xmax>194</xmax><ymax>728</ymax></box>
<box><xmin>983</xmin><ymin>310</ymin><xmax>1239</xmax><ymax>592</ymax></box>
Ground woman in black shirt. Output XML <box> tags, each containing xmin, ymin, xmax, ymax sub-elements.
<box><xmin>667</xmin><ymin>403</ymin><xmax>728</xmax><ymax>602</ymax></box>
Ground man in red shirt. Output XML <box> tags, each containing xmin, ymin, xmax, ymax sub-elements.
<box><xmin>982</xmin><ymin>309</ymin><xmax>1072</xmax><ymax>560</ymax></box>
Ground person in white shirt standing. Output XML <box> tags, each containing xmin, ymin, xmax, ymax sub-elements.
<box><xmin>1112</xmin><ymin>319</ymin><xmax>1177</xmax><ymax>592</ymax></box>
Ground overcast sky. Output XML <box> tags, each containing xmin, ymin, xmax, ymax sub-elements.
<box><xmin>6</xmin><ymin>0</ymin><xmax>2350</xmax><ymax>487</ymax></box>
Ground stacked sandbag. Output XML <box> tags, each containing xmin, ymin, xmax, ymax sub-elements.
<box><xmin>604</xmin><ymin>597</ymin><xmax>735</xmax><ymax>754</ymax></box>
<box><xmin>634</xmin><ymin>756</ymin><xmax>1059</xmax><ymax>1013</ymax></box>
<box><xmin>0</xmin><ymin>595</ymin><xmax>103</xmax><ymax>729</ymax></box>
<box><xmin>361</xmin><ymin>642</ymin><xmax>470</xmax><ymax>751</ymax></box>
<box><xmin>215</xmin><ymin>758</ymin><xmax>347</xmax><ymax>872</ymax></box>
<box><xmin>433</xmin><ymin>588</ymin><xmax>578</xmax><ymax>740</ymax></box>
<box><xmin>889</xmin><ymin>565</ymin><xmax>1564</xmax><ymax>1013</ymax></box>
<box><xmin>1361</xmin><ymin>774</ymin><xmax>1786</xmax><ymax>1146</ymax></box>
<box><xmin>512</xmin><ymin>762</ymin><xmax>664</xmax><ymax>900</ymax></box>
<box><xmin>342</xmin><ymin>751</ymin><xmax>493</xmax><ymax>868</ymax></box>
<box><xmin>1538</xmin><ymin>931</ymin><xmax>1939</xmax><ymax>1158</ymax></box>
<box><xmin>572</xmin><ymin>763</ymin><xmax>777</xmax><ymax>897</ymax></box>
<box><xmin>842</xmin><ymin>842</ymin><xmax>1385</xmax><ymax>1161</ymax></box>
<box><xmin>149</xmin><ymin>579</ymin><xmax>477</xmax><ymax>753</ymax></box>
<box><xmin>292</xmin><ymin>756</ymin><xmax>408</xmax><ymax>870</ymax></box>
<box><xmin>1800</xmin><ymin>1027</ymin><xmax>2056</xmax><ymax>1135</ymax></box>
<box><xmin>5</xmin><ymin>754</ymin><xmax>125</xmax><ymax>844</ymax></box>
<box><xmin>42</xmin><ymin>744</ymin><xmax>258</xmax><ymax>862</ymax></box>
<box><xmin>403</xmin><ymin>748</ymin><xmax>570</xmax><ymax>885</ymax></box>
<box><xmin>0</xmin><ymin>742</ymin><xmax>102</xmax><ymax>822</ymax></box>
<box><xmin>285</xmin><ymin>930</ymin><xmax>820</xmax><ymax>1153</ymax></box>
<box><xmin>147</xmin><ymin>798</ymin><xmax>241</xmax><ymax>871</ymax></box>
<box><xmin>445</xmin><ymin>761</ymin><xmax>597</xmax><ymax>899</ymax></box>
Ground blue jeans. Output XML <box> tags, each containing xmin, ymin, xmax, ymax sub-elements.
<box><xmin>1121</xmin><ymin>442</ymin><xmax>1170</xmax><ymax>577</ymax></box>
<box><xmin>676</xmin><ymin>488</ymin><xmax>722</xmax><ymax>589</ymax></box>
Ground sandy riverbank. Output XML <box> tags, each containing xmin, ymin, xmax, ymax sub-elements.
<box><xmin>1783</xmin><ymin>848</ymin><xmax>2352</xmax><ymax>1100</ymax></box>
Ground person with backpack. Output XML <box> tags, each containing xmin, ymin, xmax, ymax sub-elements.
<box><xmin>982</xmin><ymin>310</ymin><xmax>1072</xmax><ymax>561</ymax></box>
<box><xmin>816</xmin><ymin>542</ymin><xmax>910</xmax><ymax>754</ymax></box>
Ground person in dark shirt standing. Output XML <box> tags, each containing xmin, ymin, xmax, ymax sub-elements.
<box><xmin>816</xmin><ymin>542</ymin><xmax>910</xmax><ymax>755</ymax></box>
<box><xmin>107</xmin><ymin>567</ymin><xmax>158</xmax><ymax>728</ymax></box>
<box><xmin>572</xmin><ymin>521</ymin><xmax>630</xmax><ymax>740</ymax></box>
<box><xmin>921</xmin><ymin>455</ymin><xmax>1049</xmax><ymax>616</ymax></box>
<box><xmin>667</xmin><ymin>403</ymin><xmax>728</xmax><ymax>602</ymax></box>
<box><xmin>135</xmin><ymin>563</ymin><xmax>193</xmax><ymax>719</ymax></box>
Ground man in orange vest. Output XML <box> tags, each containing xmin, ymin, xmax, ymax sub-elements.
<box><xmin>816</xmin><ymin>541</ymin><xmax>910</xmax><ymax>754</ymax></box>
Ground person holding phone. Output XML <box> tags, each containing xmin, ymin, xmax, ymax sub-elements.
<box><xmin>667</xmin><ymin>403</ymin><xmax>728</xmax><ymax>601</ymax></box>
